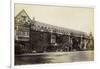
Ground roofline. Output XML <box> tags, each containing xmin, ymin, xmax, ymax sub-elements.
<box><xmin>15</xmin><ymin>9</ymin><xmax>33</xmax><ymax>23</ymax></box>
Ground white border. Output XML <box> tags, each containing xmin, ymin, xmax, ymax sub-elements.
<box><xmin>11</xmin><ymin>0</ymin><xmax>14</xmax><ymax>68</ymax></box>
<box><xmin>11</xmin><ymin>0</ymin><xmax>95</xmax><ymax>69</ymax></box>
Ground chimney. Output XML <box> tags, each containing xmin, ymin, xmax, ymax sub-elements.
<box><xmin>32</xmin><ymin>17</ymin><xmax>35</xmax><ymax>22</ymax></box>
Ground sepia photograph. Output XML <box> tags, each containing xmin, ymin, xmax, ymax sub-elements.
<box><xmin>14</xmin><ymin>3</ymin><xmax>94</xmax><ymax>65</ymax></box>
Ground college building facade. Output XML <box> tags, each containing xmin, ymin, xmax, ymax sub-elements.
<box><xmin>15</xmin><ymin>9</ymin><xmax>94</xmax><ymax>54</ymax></box>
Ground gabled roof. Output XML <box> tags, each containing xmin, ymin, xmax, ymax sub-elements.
<box><xmin>15</xmin><ymin>9</ymin><xmax>33</xmax><ymax>25</ymax></box>
<box><xmin>15</xmin><ymin>9</ymin><xmax>88</xmax><ymax>37</ymax></box>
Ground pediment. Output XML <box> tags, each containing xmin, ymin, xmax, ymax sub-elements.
<box><xmin>15</xmin><ymin>9</ymin><xmax>32</xmax><ymax>25</ymax></box>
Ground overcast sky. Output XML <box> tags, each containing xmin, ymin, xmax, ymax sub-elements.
<box><xmin>15</xmin><ymin>4</ymin><xmax>94</xmax><ymax>35</ymax></box>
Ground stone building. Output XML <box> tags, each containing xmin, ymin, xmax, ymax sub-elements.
<box><xmin>15</xmin><ymin>9</ymin><xmax>92</xmax><ymax>54</ymax></box>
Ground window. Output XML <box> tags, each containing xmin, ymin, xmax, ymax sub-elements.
<box><xmin>51</xmin><ymin>35</ymin><xmax>56</xmax><ymax>43</ymax></box>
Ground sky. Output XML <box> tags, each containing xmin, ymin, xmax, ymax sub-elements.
<box><xmin>15</xmin><ymin>3</ymin><xmax>94</xmax><ymax>35</ymax></box>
